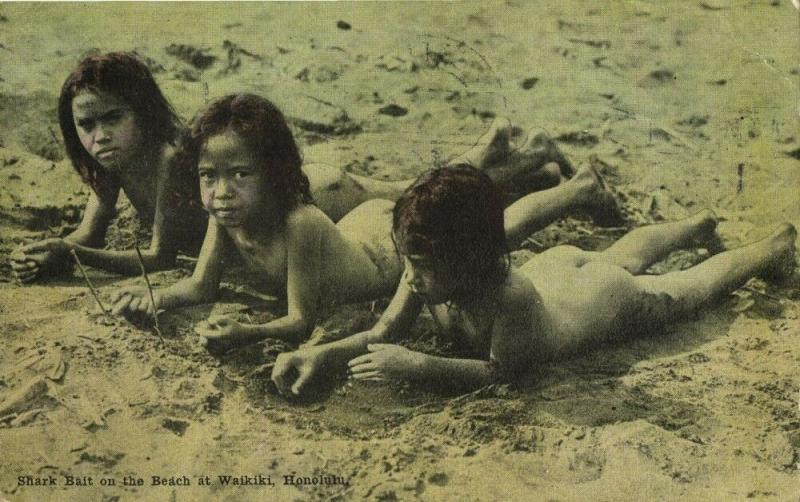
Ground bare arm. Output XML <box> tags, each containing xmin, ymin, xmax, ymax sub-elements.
<box><xmin>156</xmin><ymin>218</ymin><xmax>226</xmax><ymax>309</ymax></box>
<box><xmin>202</xmin><ymin>208</ymin><xmax>355</xmax><ymax>348</ymax></box>
<box><xmin>65</xmin><ymin>241</ymin><xmax>175</xmax><ymax>276</ymax></box>
<box><xmin>69</xmin><ymin>155</ymin><xmax>181</xmax><ymax>274</ymax></box>
<box><xmin>111</xmin><ymin>218</ymin><xmax>226</xmax><ymax>316</ymax></box>
<box><xmin>65</xmin><ymin>190</ymin><xmax>118</xmax><ymax>247</ymax></box>
<box><xmin>10</xmin><ymin>185</ymin><xmax>119</xmax><ymax>282</ymax></box>
<box><xmin>308</xmin><ymin>280</ymin><xmax>424</xmax><ymax>364</ymax></box>
<box><xmin>406</xmin><ymin>354</ymin><xmax>496</xmax><ymax>388</ymax></box>
<box><xmin>195</xmin><ymin>208</ymin><xmax>327</xmax><ymax>348</ymax></box>
<box><xmin>271</xmin><ymin>280</ymin><xmax>424</xmax><ymax>395</ymax></box>
<box><xmin>17</xmin><ymin>150</ymin><xmax>186</xmax><ymax>277</ymax></box>
<box><xmin>242</xmin><ymin>209</ymin><xmax>326</xmax><ymax>343</ymax></box>
<box><xmin>349</xmin><ymin>281</ymin><xmax>537</xmax><ymax>390</ymax></box>
<box><xmin>348</xmin><ymin>341</ymin><xmax>497</xmax><ymax>391</ymax></box>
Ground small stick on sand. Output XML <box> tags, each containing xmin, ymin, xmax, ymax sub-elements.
<box><xmin>69</xmin><ymin>250</ymin><xmax>109</xmax><ymax>315</ymax></box>
<box><xmin>742</xmin><ymin>285</ymin><xmax>783</xmax><ymax>302</ymax></box>
<box><xmin>133</xmin><ymin>241</ymin><xmax>164</xmax><ymax>343</ymax></box>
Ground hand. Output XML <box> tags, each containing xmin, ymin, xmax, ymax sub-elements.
<box><xmin>10</xmin><ymin>238</ymin><xmax>71</xmax><ymax>283</ymax></box>
<box><xmin>271</xmin><ymin>347</ymin><xmax>328</xmax><ymax>396</ymax></box>
<box><xmin>111</xmin><ymin>286</ymin><xmax>159</xmax><ymax>318</ymax></box>
<box><xmin>194</xmin><ymin>316</ymin><xmax>250</xmax><ymax>353</ymax></box>
<box><xmin>9</xmin><ymin>255</ymin><xmax>39</xmax><ymax>283</ymax></box>
<box><xmin>194</xmin><ymin>316</ymin><xmax>246</xmax><ymax>338</ymax></box>
<box><xmin>347</xmin><ymin>344</ymin><xmax>423</xmax><ymax>382</ymax></box>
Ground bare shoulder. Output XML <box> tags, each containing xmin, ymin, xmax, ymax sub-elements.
<box><xmin>283</xmin><ymin>204</ymin><xmax>336</xmax><ymax>245</ymax></box>
<box><xmin>152</xmin><ymin>143</ymin><xmax>180</xmax><ymax>190</ymax></box>
<box><xmin>498</xmin><ymin>269</ymin><xmax>540</xmax><ymax>317</ymax></box>
<box><xmin>162</xmin><ymin>142</ymin><xmax>178</xmax><ymax>160</ymax></box>
<box><xmin>285</xmin><ymin>204</ymin><xmax>333</xmax><ymax>230</ymax></box>
<box><xmin>489</xmin><ymin>271</ymin><xmax>544</xmax><ymax>373</ymax></box>
<box><xmin>157</xmin><ymin>143</ymin><xmax>178</xmax><ymax>171</ymax></box>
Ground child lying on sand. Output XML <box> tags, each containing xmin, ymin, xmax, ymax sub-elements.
<box><xmin>10</xmin><ymin>52</ymin><xmax>206</xmax><ymax>281</ymax></box>
<box><xmin>270</xmin><ymin>165</ymin><xmax>797</xmax><ymax>396</ymax></box>
<box><xmin>112</xmin><ymin>94</ymin><xmax>622</xmax><ymax>351</ymax></box>
<box><xmin>10</xmin><ymin>52</ymin><xmax>575</xmax><ymax>283</ymax></box>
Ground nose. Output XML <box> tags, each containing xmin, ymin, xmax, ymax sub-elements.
<box><xmin>403</xmin><ymin>265</ymin><xmax>421</xmax><ymax>290</ymax></box>
<box><xmin>94</xmin><ymin>123</ymin><xmax>111</xmax><ymax>144</ymax></box>
<box><xmin>214</xmin><ymin>177</ymin><xmax>233</xmax><ymax>199</ymax></box>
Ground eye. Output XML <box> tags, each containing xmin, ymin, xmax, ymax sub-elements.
<box><xmin>198</xmin><ymin>170</ymin><xmax>216</xmax><ymax>181</ymax></box>
<box><xmin>76</xmin><ymin>119</ymin><xmax>95</xmax><ymax>132</ymax></box>
<box><xmin>233</xmin><ymin>170</ymin><xmax>252</xmax><ymax>179</ymax></box>
<box><xmin>407</xmin><ymin>256</ymin><xmax>434</xmax><ymax>272</ymax></box>
<box><xmin>105</xmin><ymin>112</ymin><xmax>123</xmax><ymax>124</ymax></box>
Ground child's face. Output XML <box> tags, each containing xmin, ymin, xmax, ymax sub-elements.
<box><xmin>401</xmin><ymin>253</ymin><xmax>453</xmax><ymax>304</ymax></box>
<box><xmin>198</xmin><ymin>131</ymin><xmax>269</xmax><ymax>228</ymax></box>
<box><xmin>72</xmin><ymin>90</ymin><xmax>143</xmax><ymax>170</ymax></box>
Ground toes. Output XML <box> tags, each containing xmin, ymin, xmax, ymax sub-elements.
<box><xmin>510</xmin><ymin>161</ymin><xmax>562</xmax><ymax>193</ymax></box>
<box><xmin>522</xmin><ymin>131</ymin><xmax>550</xmax><ymax>150</ymax></box>
<box><xmin>521</xmin><ymin>131</ymin><xmax>575</xmax><ymax>178</ymax></box>
<box><xmin>491</xmin><ymin>116</ymin><xmax>512</xmax><ymax>133</ymax></box>
<box><xmin>578</xmin><ymin>165</ymin><xmax>626</xmax><ymax>228</ymax></box>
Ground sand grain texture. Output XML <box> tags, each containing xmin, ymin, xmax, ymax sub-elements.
<box><xmin>0</xmin><ymin>2</ymin><xmax>799</xmax><ymax>501</ymax></box>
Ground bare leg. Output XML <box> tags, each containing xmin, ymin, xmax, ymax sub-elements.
<box><xmin>310</xmin><ymin>159</ymin><xmax>563</xmax><ymax>225</ymax></box>
<box><xmin>310</xmin><ymin>118</ymin><xmax>520</xmax><ymax>222</ymax></box>
<box><xmin>450</xmin><ymin>119</ymin><xmax>575</xmax><ymax>191</ymax></box>
<box><xmin>600</xmin><ymin>209</ymin><xmax>719</xmax><ymax>274</ymax></box>
<box><xmin>525</xmin><ymin>223</ymin><xmax>796</xmax><ymax>353</ymax></box>
<box><xmin>504</xmin><ymin>164</ymin><xmax>623</xmax><ymax>248</ymax></box>
<box><xmin>310</xmin><ymin>117</ymin><xmax>581</xmax><ymax>222</ymax></box>
<box><xmin>636</xmin><ymin>223</ymin><xmax>797</xmax><ymax>317</ymax></box>
<box><xmin>449</xmin><ymin>118</ymin><xmax>515</xmax><ymax>169</ymax></box>
<box><xmin>506</xmin><ymin>130</ymin><xmax>576</xmax><ymax>180</ymax></box>
<box><xmin>304</xmin><ymin>162</ymin><xmax>408</xmax><ymax>222</ymax></box>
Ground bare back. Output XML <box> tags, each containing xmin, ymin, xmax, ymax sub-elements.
<box><xmin>228</xmin><ymin>203</ymin><xmax>401</xmax><ymax>306</ymax></box>
<box><xmin>428</xmin><ymin>269</ymin><xmax>555</xmax><ymax>368</ymax></box>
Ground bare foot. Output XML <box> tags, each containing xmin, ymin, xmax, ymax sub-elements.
<box><xmin>571</xmin><ymin>164</ymin><xmax>625</xmax><ymax>227</ymax></box>
<box><xmin>518</xmin><ymin>161</ymin><xmax>562</xmax><ymax>191</ymax></box>
<box><xmin>488</xmin><ymin>131</ymin><xmax>577</xmax><ymax>196</ymax></box>
<box><xmin>449</xmin><ymin>117</ymin><xmax>514</xmax><ymax>169</ymax></box>
<box><xmin>759</xmin><ymin>223</ymin><xmax>797</xmax><ymax>282</ymax></box>
<box><xmin>516</xmin><ymin>131</ymin><xmax>576</xmax><ymax>179</ymax></box>
<box><xmin>685</xmin><ymin>209</ymin><xmax>723</xmax><ymax>252</ymax></box>
<box><xmin>470</xmin><ymin>129</ymin><xmax>576</xmax><ymax>198</ymax></box>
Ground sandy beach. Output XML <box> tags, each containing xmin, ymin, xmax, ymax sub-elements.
<box><xmin>1</xmin><ymin>2</ymin><xmax>798</xmax><ymax>500</ymax></box>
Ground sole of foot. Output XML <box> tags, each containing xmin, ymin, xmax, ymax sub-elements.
<box><xmin>575</xmin><ymin>164</ymin><xmax>626</xmax><ymax>228</ymax></box>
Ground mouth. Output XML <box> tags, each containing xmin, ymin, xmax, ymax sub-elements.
<box><xmin>213</xmin><ymin>207</ymin><xmax>241</xmax><ymax>218</ymax></box>
<box><xmin>95</xmin><ymin>148</ymin><xmax>118</xmax><ymax>160</ymax></box>
<box><xmin>409</xmin><ymin>285</ymin><xmax>427</xmax><ymax>296</ymax></box>
<box><xmin>410</xmin><ymin>286</ymin><xmax>447</xmax><ymax>304</ymax></box>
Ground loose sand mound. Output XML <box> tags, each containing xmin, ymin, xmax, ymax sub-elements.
<box><xmin>1</xmin><ymin>2</ymin><xmax>798</xmax><ymax>501</ymax></box>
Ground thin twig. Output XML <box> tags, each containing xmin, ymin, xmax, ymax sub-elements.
<box><xmin>133</xmin><ymin>241</ymin><xmax>164</xmax><ymax>342</ymax></box>
<box><xmin>69</xmin><ymin>250</ymin><xmax>108</xmax><ymax>314</ymax></box>
<box><xmin>742</xmin><ymin>286</ymin><xmax>783</xmax><ymax>302</ymax></box>
<box><xmin>76</xmin><ymin>335</ymin><xmax>104</xmax><ymax>344</ymax></box>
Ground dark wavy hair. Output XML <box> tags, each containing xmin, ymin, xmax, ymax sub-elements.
<box><xmin>58</xmin><ymin>52</ymin><xmax>182</xmax><ymax>195</ymax></box>
<box><xmin>179</xmin><ymin>94</ymin><xmax>312</xmax><ymax>222</ymax></box>
<box><xmin>392</xmin><ymin>164</ymin><xmax>510</xmax><ymax>307</ymax></box>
